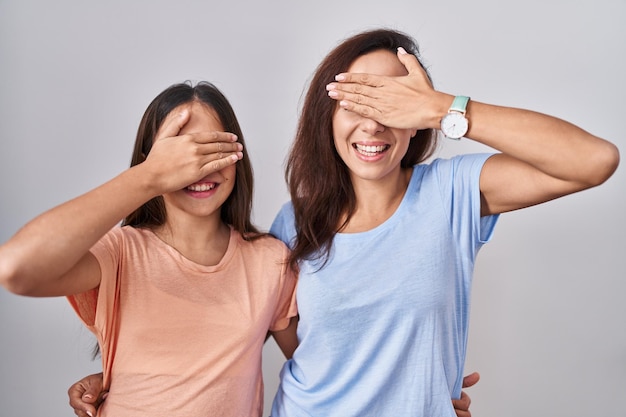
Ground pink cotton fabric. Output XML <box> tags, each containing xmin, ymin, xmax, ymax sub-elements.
<box><xmin>68</xmin><ymin>226</ymin><xmax>297</xmax><ymax>417</ymax></box>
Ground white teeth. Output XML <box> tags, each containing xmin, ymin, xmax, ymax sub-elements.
<box><xmin>187</xmin><ymin>183</ymin><xmax>216</xmax><ymax>192</ymax></box>
<box><xmin>354</xmin><ymin>144</ymin><xmax>388</xmax><ymax>156</ymax></box>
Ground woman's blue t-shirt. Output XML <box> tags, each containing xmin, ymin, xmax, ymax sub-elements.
<box><xmin>270</xmin><ymin>154</ymin><xmax>499</xmax><ymax>417</ymax></box>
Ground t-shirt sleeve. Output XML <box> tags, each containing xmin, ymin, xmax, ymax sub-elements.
<box><xmin>66</xmin><ymin>228</ymin><xmax>121</xmax><ymax>332</ymax></box>
<box><xmin>268</xmin><ymin>243</ymin><xmax>298</xmax><ymax>332</ymax></box>
<box><xmin>433</xmin><ymin>153</ymin><xmax>499</xmax><ymax>258</ymax></box>
<box><xmin>270</xmin><ymin>202</ymin><xmax>297</xmax><ymax>249</ymax></box>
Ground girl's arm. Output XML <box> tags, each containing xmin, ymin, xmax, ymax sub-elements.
<box><xmin>0</xmin><ymin>108</ymin><xmax>242</xmax><ymax>297</ymax></box>
<box><xmin>326</xmin><ymin>49</ymin><xmax>619</xmax><ymax>216</ymax></box>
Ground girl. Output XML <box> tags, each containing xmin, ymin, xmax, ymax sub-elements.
<box><xmin>0</xmin><ymin>82</ymin><xmax>298</xmax><ymax>417</ymax></box>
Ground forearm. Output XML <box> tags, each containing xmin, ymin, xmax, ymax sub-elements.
<box><xmin>271</xmin><ymin>316</ymin><xmax>299</xmax><ymax>359</ymax></box>
<box><xmin>326</xmin><ymin>49</ymin><xmax>619</xmax><ymax>214</ymax></box>
<box><xmin>0</xmin><ymin>165</ymin><xmax>158</xmax><ymax>295</ymax></box>
<box><xmin>462</xmin><ymin>100</ymin><xmax>619</xmax><ymax>187</ymax></box>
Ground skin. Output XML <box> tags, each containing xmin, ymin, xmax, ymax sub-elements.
<box><xmin>318</xmin><ymin>46</ymin><xmax>617</xmax><ymax>413</ymax></box>
<box><xmin>0</xmin><ymin>103</ymin><xmax>244</xmax><ymax>297</ymax></box>
<box><xmin>66</xmin><ymin>47</ymin><xmax>620</xmax><ymax>417</ymax></box>
<box><xmin>155</xmin><ymin>102</ymin><xmax>237</xmax><ymax>265</ymax></box>
<box><xmin>326</xmin><ymin>48</ymin><xmax>619</xmax><ymax>219</ymax></box>
<box><xmin>331</xmin><ymin>50</ymin><xmax>416</xmax><ymax>233</ymax></box>
<box><xmin>32</xmin><ymin>47</ymin><xmax>623</xmax><ymax>416</ymax></box>
<box><xmin>0</xmin><ymin>100</ymin><xmax>300</xmax><ymax>415</ymax></box>
<box><xmin>67</xmin><ymin>370</ymin><xmax>480</xmax><ymax>417</ymax></box>
<box><xmin>63</xmin><ymin>94</ymin><xmax>476</xmax><ymax>416</ymax></box>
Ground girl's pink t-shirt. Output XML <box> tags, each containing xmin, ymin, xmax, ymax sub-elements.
<box><xmin>68</xmin><ymin>226</ymin><xmax>297</xmax><ymax>417</ymax></box>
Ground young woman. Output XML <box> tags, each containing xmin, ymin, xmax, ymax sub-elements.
<box><xmin>267</xmin><ymin>28</ymin><xmax>618</xmax><ymax>416</ymax></box>
<box><xmin>0</xmin><ymin>82</ymin><xmax>298</xmax><ymax>417</ymax></box>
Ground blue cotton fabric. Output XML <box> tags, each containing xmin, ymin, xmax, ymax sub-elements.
<box><xmin>270</xmin><ymin>153</ymin><xmax>499</xmax><ymax>417</ymax></box>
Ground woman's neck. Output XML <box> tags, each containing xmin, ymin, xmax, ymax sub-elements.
<box><xmin>341</xmin><ymin>167</ymin><xmax>413</xmax><ymax>233</ymax></box>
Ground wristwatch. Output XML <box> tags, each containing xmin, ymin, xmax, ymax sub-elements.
<box><xmin>440</xmin><ymin>95</ymin><xmax>470</xmax><ymax>140</ymax></box>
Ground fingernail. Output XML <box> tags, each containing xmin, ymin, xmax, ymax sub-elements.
<box><xmin>86</xmin><ymin>411</ymin><xmax>94</xmax><ymax>417</ymax></box>
<box><xmin>334</xmin><ymin>74</ymin><xmax>345</xmax><ymax>81</ymax></box>
<box><xmin>397</xmin><ymin>46</ymin><xmax>407</xmax><ymax>55</ymax></box>
<box><xmin>328</xmin><ymin>90</ymin><xmax>338</xmax><ymax>98</ymax></box>
<box><xmin>326</xmin><ymin>83</ymin><xmax>336</xmax><ymax>91</ymax></box>
<box><xmin>83</xmin><ymin>394</ymin><xmax>94</xmax><ymax>400</ymax></box>
<box><xmin>231</xmin><ymin>134</ymin><xmax>238</xmax><ymax>141</ymax></box>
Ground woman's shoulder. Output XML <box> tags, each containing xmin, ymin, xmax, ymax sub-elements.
<box><xmin>413</xmin><ymin>153</ymin><xmax>496</xmax><ymax>183</ymax></box>
<box><xmin>269</xmin><ymin>201</ymin><xmax>296</xmax><ymax>247</ymax></box>
<box><xmin>416</xmin><ymin>153</ymin><xmax>495</xmax><ymax>170</ymax></box>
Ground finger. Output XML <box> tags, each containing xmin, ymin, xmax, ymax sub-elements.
<box><xmin>202</xmin><ymin>152</ymin><xmax>243</xmax><ymax>175</ymax></box>
<box><xmin>81</xmin><ymin>385</ymin><xmax>104</xmax><ymax>404</ymax></box>
<box><xmin>462</xmin><ymin>371</ymin><xmax>480</xmax><ymax>388</ymax></box>
<box><xmin>396</xmin><ymin>46</ymin><xmax>434</xmax><ymax>88</ymax></box>
<box><xmin>327</xmin><ymin>87</ymin><xmax>374</xmax><ymax>107</ymax></box>
<box><xmin>155</xmin><ymin>106</ymin><xmax>191</xmax><ymax>141</ymax></box>
<box><xmin>69</xmin><ymin>391</ymin><xmax>97</xmax><ymax>417</ymax></box>
<box><xmin>195</xmin><ymin>141</ymin><xmax>243</xmax><ymax>158</ymax></box>
<box><xmin>396</xmin><ymin>46</ymin><xmax>424</xmax><ymax>74</ymax></box>
<box><xmin>69</xmin><ymin>384</ymin><xmax>93</xmax><ymax>406</ymax></box>
<box><xmin>335</xmin><ymin>98</ymin><xmax>380</xmax><ymax>121</ymax></box>
<box><xmin>326</xmin><ymin>81</ymin><xmax>378</xmax><ymax>101</ymax></box>
<box><xmin>68</xmin><ymin>373</ymin><xmax>105</xmax><ymax>416</ymax></box>
<box><xmin>451</xmin><ymin>391</ymin><xmax>471</xmax><ymax>417</ymax></box>
<box><xmin>451</xmin><ymin>404</ymin><xmax>470</xmax><ymax>417</ymax></box>
<box><xmin>73</xmin><ymin>408</ymin><xmax>93</xmax><ymax>417</ymax></box>
<box><xmin>333</xmin><ymin>71</ymin><xmax>385</xmax><ymax>87</ymax></box>
<box><xmin>189</xmin><ymin>130</ymin><xmax>239</xmax><ymax>145</ymax></box>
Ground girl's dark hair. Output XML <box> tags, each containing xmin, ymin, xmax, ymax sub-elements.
<box><xmin>124</xmin><ymin>81</ymin><xmax>260</xmax><ymax>239</ymax></box>
<box><xmin>286</xmin><ymin>28</ymin><xmax>438</xmax><ymax>269</ymax></box>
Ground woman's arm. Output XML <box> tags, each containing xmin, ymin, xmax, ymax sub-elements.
<box><xmin>271</xmin><ymin>315</ymin><xmax>299</xmax><ymax>359</ymax></box>
<box><xmin>68</xmin><ymin>372</ymin><xmax>107</xmax><ymax>417</ymax></box>
<box><xmin>460</xmin><ymin>100</ymin><xmax>618</xmax><ymax>215</ymax></box>
<box><xmin>326</xmin><ymin>48</ymin><xmax>619</xmax><ymax>216</ymax></box>
<box><xmin>0</xmin><ymin>108</ymin><xmax>242</xmax><ymax>296</ymax></box>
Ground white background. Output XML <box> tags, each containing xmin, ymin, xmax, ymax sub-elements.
<box><xmin>1</xmin><ymin>1</ymin><xmax>624</xmax><ymax>416</ymax></box>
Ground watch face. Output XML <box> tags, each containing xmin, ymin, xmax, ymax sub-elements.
<box><xmin>441</xmin><ymin>111</ymin><xmax>468</xmax><ymax>139</ymax></box>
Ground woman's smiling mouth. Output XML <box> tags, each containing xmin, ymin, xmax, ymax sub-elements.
<box><xmin>353</xmin><ymin>143</ymin><xmax>390</xmax><ymax>157</ymax></box>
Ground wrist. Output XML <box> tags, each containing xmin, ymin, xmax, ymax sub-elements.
<box><xmin>126</xmin><ymin>164</ymin><xmax>163</xmax><ymax>200</ymax></box>
<box><xmin>440</xmin><ymin>95</ymin><xmax>470</xmax><ymax>140</ymax></box>
<box><xmin>429</xmin><ymin>93</ymin><xmax>456</xmax><ymax>129</ymax></box>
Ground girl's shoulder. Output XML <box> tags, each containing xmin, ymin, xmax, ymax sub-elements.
<box><xmin>235</xmin><ymin>230</ymin><xmax>291</xmax><ymax>258</ymax></box>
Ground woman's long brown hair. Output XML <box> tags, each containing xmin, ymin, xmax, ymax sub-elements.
<box><xmin>286</xmin><ymin>29</ymin><xmax>438</xmax><ymax>270</ymax></box>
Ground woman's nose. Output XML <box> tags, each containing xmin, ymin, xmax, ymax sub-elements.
<box><xmin>360</xmin><ymin>116</ymin><xmax>385</xmax><ymax>135</ymax></box>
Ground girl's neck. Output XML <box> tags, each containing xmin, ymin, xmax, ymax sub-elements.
<box><xmin>153</xmin><ymin>215</ymin><xmax>231</xmax><ymax>266</ymax></box>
